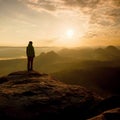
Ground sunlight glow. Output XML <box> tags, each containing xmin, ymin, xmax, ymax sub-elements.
<box><xmin>66</xmin><ymin>29</ymin><xmax>74</xmax><ymax>38</ymax></box>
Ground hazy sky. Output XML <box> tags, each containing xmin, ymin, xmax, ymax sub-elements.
<box><xmin>0</xmin><ymin>0</ymin><xmax>120</xmax><ymax>47</ymax></box>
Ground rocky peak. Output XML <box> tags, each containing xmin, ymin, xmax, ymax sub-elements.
<box><xmin>0</xmin><ymin>71</ymin><xmax>102</xmax><ymax>120</ymax></box>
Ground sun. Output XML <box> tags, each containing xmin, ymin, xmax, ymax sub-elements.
<box><xmin>66</xmin><ymin>29</ymin><xmax>74</xmax><ymax>38</ymax></box>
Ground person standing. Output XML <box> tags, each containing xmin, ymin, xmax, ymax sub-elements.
<box><xmin>26</xmin><ymin>41</ymin><xmax>35</xmax><ymax>71</ymax></box>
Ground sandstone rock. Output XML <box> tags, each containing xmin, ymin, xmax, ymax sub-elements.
<box><xmin>0</xmin><ymin>71</ymin><xmax>102</xmax><ymax>120</ymax></box>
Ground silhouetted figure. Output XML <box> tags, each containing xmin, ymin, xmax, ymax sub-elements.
<box><xmin>26</xmin><ymin>41</ymin><xmax>35</xmax><ymax>71</ymax></box>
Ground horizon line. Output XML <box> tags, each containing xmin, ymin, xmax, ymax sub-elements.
<box><xmin>0</xmin><ymin>45</ymin><xmax>120</xmax><ymax>48</ymax></box>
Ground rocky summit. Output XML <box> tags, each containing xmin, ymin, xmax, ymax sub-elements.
<box><xmin>0</xmin><ymin>71</ymin><xmax>119</xmax><ymax>120</ymax></box>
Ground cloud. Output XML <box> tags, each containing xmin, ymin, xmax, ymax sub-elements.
<box><xmin>88</xmin><ymin>0</ymin><xmax>120</xmax><ymax>27</ymax></box>
<box><xmin>107</xmin><ymin>8</ymin><xmax>120</xmax><ymax>26</ymax></box>
<box><xmin>20</xmin><ymin>0</ymin><xmax>120</xmax><ymax>27</ymax></box>
<box><xmin>22</xmin><ymin>0</ymin><xmax>100</xmax><ymax>14</ymax></box>
<box><xmin>113</xmin><ymin>0</ymin><xmax>120</xmax><ymax>6</ymax></box>
<box><xmin>63</xmin><ymin>0</ymin><xmax>100</xmax><ymax>9</ymax></box>
<box><xmin>22</xmin><ymin>0</ymin><xmax>61</xmax><ymax>13</ymax></box>
<box><xmin>1</xmin><ymin>0</ymin><xmax>119</xmax><ymax>26</ymax></box>
<box><xmin>1</xmin><ymin>0</ymin><xmax>120</xmax><ymax>33</ymax></box>
<box><xmin>25</xmin><ymin>0</ymin><xmax>100</xmax><ymax>9</ymax></box>
<box><xmin>27</xmin><ymin>0</ymin><xmax>57</xmax><ymax>11</ymax></box>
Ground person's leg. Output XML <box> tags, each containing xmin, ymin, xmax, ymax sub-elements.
<box><xmin>31</xmin><ymin>57</ymin><xmax>33</xmax><ymax>71</ymax></box>
<box><xmin>27</xmin><ymin>57</ymin><xmax>30</xmax><ymax>71</ymax></box>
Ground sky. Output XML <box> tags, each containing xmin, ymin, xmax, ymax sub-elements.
<box><xmin>0</xmin><ymin>0</ymin><xmax>120</xmax><ymax>47</ymax></box>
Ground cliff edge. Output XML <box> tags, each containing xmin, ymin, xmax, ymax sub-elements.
<box><xmin>0</xmin><ymin>71</ymin><xmax>112</xmax><ymax>120</ymax></box>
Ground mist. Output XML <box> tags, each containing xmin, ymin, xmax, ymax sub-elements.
<box><xmin>0</xmin><ymin>45</ymin><xmax>120</xmax><ymax>97</ymax></box>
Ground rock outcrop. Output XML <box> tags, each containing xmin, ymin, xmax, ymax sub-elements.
<box><xmin>88</xmin><ymin>107</ymin><xmax>120</xmax><ymax>120</ymax></box>
<box><xmin>0</xmin><ymin>71</ymin><xmax>102</xmax><ymax>120</ymax></box>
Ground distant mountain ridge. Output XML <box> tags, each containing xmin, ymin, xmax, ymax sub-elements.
<box><xmin>37</xmin><ymin>51</ymin><xmax>60</xmax><ymax>62</ymax></box>
<box><xmin>94</xmin><ymin>45</ymin><xmax>120</xmax><ymax>60</ymax></box>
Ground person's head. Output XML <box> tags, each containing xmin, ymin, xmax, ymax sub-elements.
<box><xmin>29</xmin><ymin>41</ymin><xmax>33</xmax><ymax>45</ymax></box>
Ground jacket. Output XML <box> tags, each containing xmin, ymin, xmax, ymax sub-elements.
<box><xmin>26</xmin><ymin>44</ymin><xmax>35</xmax><ymax>57</ymax></box>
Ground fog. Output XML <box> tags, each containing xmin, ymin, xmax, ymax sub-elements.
<box><xmin>0</xmin><ymin>45</ymin><xmax>120</xmax><ymax>97</ymax></box>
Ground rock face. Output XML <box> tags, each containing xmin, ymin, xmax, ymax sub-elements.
<box><xmin>0</xmin><ymin>71</ymin><xmax>101</xmax><ymax>120</ymax></box>
<box><xmin>88</xmin><ymin>108</ymin><xmax>120</xmax><ymax>120</ymax></box>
